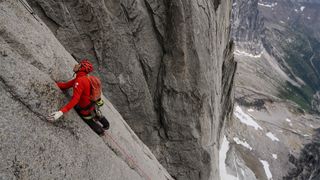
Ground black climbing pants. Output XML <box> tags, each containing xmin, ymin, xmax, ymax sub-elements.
<box><xmin>84</xmin><ymin>118</ymin><xmax>105</xmax><ymax>136</ymax></box>
<box><xmin>74</xmin><ymin>105</ymin><xmax>109</xmax><ymax>136</ymax></box>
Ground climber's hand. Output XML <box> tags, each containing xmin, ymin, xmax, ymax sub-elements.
<box><xmin>47</xmin><ymin>111</ymin><xmax>63</xmax><ymax>121</ymax></box>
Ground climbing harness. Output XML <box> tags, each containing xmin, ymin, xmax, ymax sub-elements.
<box><xmin>18</xmin><ymin>0</ymin><xmax>42</xmax><ymax>24</ymax></box>
<box><xmin>81</xmin><ymin>113</ymin><xmax>95</xmax><ymax>120</ymax></box>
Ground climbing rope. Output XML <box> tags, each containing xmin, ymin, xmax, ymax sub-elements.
<box><xmin>18</xmin><ymin>0</ymin><xmax>41</xmax><ymax>24</ymax></box>
<box><xmin>104</xmin><ymin>132</ymin><xmax>152</xmax><ymax>180</ymax></box>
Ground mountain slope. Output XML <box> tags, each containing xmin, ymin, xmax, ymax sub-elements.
<box><xmin>222</xmin><ymin>0</ymin><xmax>320</xmax><ymax>179</ymax></box>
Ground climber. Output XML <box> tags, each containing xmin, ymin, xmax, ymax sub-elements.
<box><xmin>47</xmin><ymin>59</ymin><xmax>109</xmax><ymax>136</ymax></box>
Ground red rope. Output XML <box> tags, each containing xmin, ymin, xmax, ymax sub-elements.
<box><xmin>104</xmin><ymin>132</ymin><xmax>152</xmax><ymax>180</ymax></box>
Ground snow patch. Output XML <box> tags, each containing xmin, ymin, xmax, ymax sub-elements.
<box><xmin>280</xmin><ymin>20</ymin><xmax>285</xmax><ymax>24</ymax></box>
<box><xmin>286</xmin><ymin>118</ymin><xmax>293</xmax><ymax>126</ymax></box>
<box><xmin>248</xmin><ymin>108</ymin><xmax>254</xmax><ymax>112</ymax></box>
<box><xmin>233</xmin><ymin>137</ymin><xmax>253</xmax><ymax>150</ymax></box>
<box><xmin>297</xmin><ymin>129</ymin><xmax>301</xmax><ymax>133</ymax></box>
<box><xmin>266</xmin><ymin>132</ymin><xmax>280</xmax><ymax>142</ymax></box>
<box><xmin>260</xmin><ymin>159</ymin><xmax>273</xmax><ymax>180</ymax></box>
<box><xmin>258</xmin><ymin>3</ymin><xmax>272</xmax><ymax>8</ymax></box>
<box><xmin>300</xmin><ymin>6</ymin><xmax>305</xmax><ymax>11</ymax></box>
<box><xmin>294</xmin><ymin>9</ymin><xmax>299</xmax><ymax>12</ymax></box>
<box><xmin>272</xmin><ymin>154</ymin><xmax>278</xmax><ymax>160</ymax></box>
<box><xmin>234</xmin><ymin>106</ymin><xmax>263</xmax><ymax>130</ymax></box>
<box><xmin>307</xmin><ymin>16</ymin><xmax>311</xmax><ymax>20</ymax></box>
<box><xmin>219</xmin><ymin>136</ymin><xmax>239</xmax><ymax>180</ymax></box>
<box><xmin>304</xmin><ymin>134</ymin><xmax>310</xmax><ymax>137</ymax></box>
<box><xmin>234</xmin><ymin>50</ymin><xmax>263</xmax><ymax>58</ymax></box>
<box><xmin>310</xmin><ymin>124</ymin><xmax>314</xmax><ymax>128</ymax></box>
<box><xmin>241</xmin><ymin>169</ymin><xmax>245</xmax><ymax>177</ymax></box>
<box><xmin>258</xmin><ymin>3</ymin><xmax>277</xmax><ymax>8</ymax></box>
<box><xmin>295</xmin><ymin>77</ymin><xmax>306</xmax><ymax>85</ymax></box>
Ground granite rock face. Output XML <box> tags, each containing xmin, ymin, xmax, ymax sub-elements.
<box><xmin>25</xmin><ymin>0</ymin><xmax>236</xmax><ymax>179</ymax></box>
<box><xmin>0</xmin><ymin>1</ymin><xmax>173</xmax><ymax>179</ymax></box>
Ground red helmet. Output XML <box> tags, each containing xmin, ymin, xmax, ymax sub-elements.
<box><xmin>79</xmin><ymin>59</ymin><xmax>93</xmax><ymax>73</ymax></box>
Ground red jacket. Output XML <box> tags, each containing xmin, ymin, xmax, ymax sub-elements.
<box><xmin>57</xmin><ymin>71</ymin><xmax>93</xmax><ymax>115</ymax></box>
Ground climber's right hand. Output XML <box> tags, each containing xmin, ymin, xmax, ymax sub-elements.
<box><xmin>47</xmin><ymin>111</ymin><xmax>63</xmax><ymax>122</ymax></box>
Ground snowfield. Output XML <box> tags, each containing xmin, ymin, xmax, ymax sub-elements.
<box><xmin>233</xmin><ymin>137</ymin><xmax>253</xmax><ymax>151</ymax></box>
<box><xmin>258</xmin><ymin>2</ymin><xmax>277</xmax><ymax>8</ymax></box>
<box><xmin>234</xmin><ymin>105</ymin><xmax>263</xmax><ymax>130</ymax></box>
<box><xmin>219</xmin><ymin>136</ymin><xmax>239</xmax><ymax>180</ymax></box>
<box><xmin>234</xmin><ymin>50</ymin><xmax>262</xmax><ymax>58</ymax></box>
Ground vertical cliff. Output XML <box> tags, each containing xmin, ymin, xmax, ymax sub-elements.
<box><xmin>24</xmin><ymin>0</ymin><xmax>236</xmax><ymax>179</ymax></box>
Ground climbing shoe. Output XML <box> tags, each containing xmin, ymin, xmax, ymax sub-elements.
<box><xmin>99</xmin><ymin>116</ymin><xmax>110</xmax><ymax>130</ymax></box>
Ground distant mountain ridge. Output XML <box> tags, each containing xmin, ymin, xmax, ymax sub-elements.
<box><xmin>224</xmin><ymin>0</ymin><xmax>320</xmax><ymax>179</ymax></box>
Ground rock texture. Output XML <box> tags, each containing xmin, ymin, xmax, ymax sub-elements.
<box><xmin>311</xmin><ymin>91</ymin><xmax>320</xmax><ymax>112</ymax></box>
<box><xmin>0</xmin><ymin>1</ymin><xmax>173</xmax><ymax>179</ymax></box>
<box><xmin>284</xmin><ymin>128</ymin><xmax>320</xmax><ymax>180</ymax></box>
<box><xmin>25</xmin><ymin>0</ymin><xmax>236</xmax><ymax>179</ymax></box>
<box><xmin>232</xmin><ymin>0</ymin><xmax>264</xmax><ymax>55</ymax></box>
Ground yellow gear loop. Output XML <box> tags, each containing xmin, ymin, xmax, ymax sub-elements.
<box><xmin>96</xmin><ymin>98</ymin><xmax>104</xmax><ymax>107</ymax></box>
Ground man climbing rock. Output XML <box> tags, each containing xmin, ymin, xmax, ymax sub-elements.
<box><xmin>47</xmin><ymin>59</ymin><xmax>109</xmax><ymax>136</ymax></box>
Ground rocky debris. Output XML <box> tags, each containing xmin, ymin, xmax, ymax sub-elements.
<box><xmin>311</xmin><ymin>91</ymin><xmax>320</xmax><ymax>112</ymax></box>
<box><xmin>224</xmin><ymin>101</ymin><xmax>318</xmax><ymax>180</ymax></box>
<box><xmin>25</xmin><ymin>0</ymin><xmax>236</xmax><ymax>179</ymax></box>
<box><xmin>284</xmin><ymin>128</ymin><xmax>320</xmax><ymax>180</ymax></box>
<box><xmin>0</xmin><ymin>1</ymin><xmax>173</xmax><ymax>179</ymax></box>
